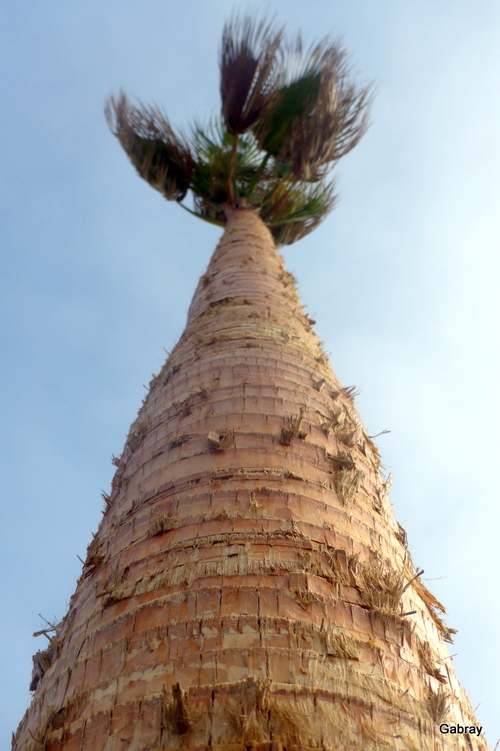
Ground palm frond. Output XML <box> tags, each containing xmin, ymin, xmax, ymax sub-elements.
<box><xmin>105</xmin><ymin>92</ymin><xmax>195</xmax><ymax>200</ymax></box>
<box><xmin>255</xmin><ymin>72</ymin><xmax>322</xmax><ymax>159</ymax></box>
<box><xmin>220</xmin><ymin>15</ymin><xmax>283</xmax><ymax>135</ymax></box>
<box><xmin>261</xmin><ymin>179</ymin><xmax>337</xmax><ymax>245</ymax></box>
<box><xmin>287</xmin><ymin>45</ymin><xmax>371</xmax><ymax>179</ymax></box>
<box><xmin>190</xmin><ymin>125</ymin><xmax>233</xmax><ymax>205</ymax></box>
<box><xmin>190</xmin><ymin>122</ymin><xmax>270</xmax><ymax>206</ymax></box>
<box><xmin>253</xmin><ymin>38</ymin><xmax>371</xmax><ymax>181</ymax></box>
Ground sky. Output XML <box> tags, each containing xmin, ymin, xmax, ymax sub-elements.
<box><xmin>1</xmin><ymin>0</ymin><xmax>499</xmax><ymax>746</ymax></box>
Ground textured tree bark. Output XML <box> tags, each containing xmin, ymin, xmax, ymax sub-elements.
<box><xmin>13</xmin><ymin>209</ymin><xmax>489</xmax><ymax>750</ymax></box>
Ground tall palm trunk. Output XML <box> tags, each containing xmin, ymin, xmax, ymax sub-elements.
<box><xmin>13</xmin><ymin>209</ymin><xmax>488</xmax><ymax>750</ymax></box>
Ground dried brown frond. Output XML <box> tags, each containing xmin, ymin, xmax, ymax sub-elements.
<box><xmin>342</xmin><ymin>384</ymin><xmax>361</xmax><ymax>400</ymax></box>
<box><xmin>336</xmin><ymin>426</ymin><xmax>360</xmax><ymax>447</ymax></box>
<box><xmin>105</xmin><ymin>92</ymin><xmax>194</xmax><ymax>200</ymax></box>
<box><xmin>334</xmin><ymin>466</ymin><xmax>364</xmax><ymax>504</ymax></box>
<box><xmin>329</xmin><ymin>451</ymin><xmax>363</xmax><ymax>504</ymax></box>
<box><xmin>427</xmin><ymin>686</ymin><xmax>449</xmax><ymax>722</ymax></box>
<box><xmin>334</xmin><ymin>410</ymin><xmax>361</xmax><ymax>447</ymax></box>
<box><xmin>418</xmin><ymin>640</ymin><xmax>447</xmax><ymax>684</ymax></box>
<box><xmin>220</xmin><ymin>15</ymin><xmax>283</xmax><ymax>134</ymax></box>
<box><xmin>318</xmin><ymin>408</ymin><xmax>340</xmax><ymax>434</ymax></box>
<box><xmin>412</xmin><ymin>577</ymin><xmax>457</xmax><ymax>642</ymax></box>
<box><xmin>325</xmin><ymin>547</ymin><xmax>359</xmax><ymax>586</ymax></box>
<box><xmin>358</xmin><ymin>554</ymin><xmax>407</xmax><ymax>617</ymax></box>
<box><xmin>279</xmin><ymin>408</ymin><xmax>305</xmax><ymax>445</ymax></box>
<box><xmin>328</xmin><ymin>450</ymin><xmax>355</xmax><ymax>470</ymax></box>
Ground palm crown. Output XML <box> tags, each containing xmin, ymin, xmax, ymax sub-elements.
<box><xmin>106</xmin><ymin>16</ymin><xmax>370</xmax><ymax>245</ymax></box>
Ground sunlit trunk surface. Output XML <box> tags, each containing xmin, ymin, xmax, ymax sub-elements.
<box><xmin>13</xmin><ymin>210</ymin><xmax>488</xmax><ymax>750</ymax></box>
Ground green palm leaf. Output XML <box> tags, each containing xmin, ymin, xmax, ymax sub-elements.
<box><xmin>190</xmin><ymin>122</ymin><xmax>271</xmax><ymax>208</ymax></box>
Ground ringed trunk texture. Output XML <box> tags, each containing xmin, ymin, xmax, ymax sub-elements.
<box><xmin>14</xmin><ymin>210</ymin><xmax>488</xmax><ymax>750</ymax></box>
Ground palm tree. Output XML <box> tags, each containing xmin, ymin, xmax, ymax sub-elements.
<box><xmin>105</xmin><ymin>15</ymin><xmax>370</xmax><ymax>246</ymax></box>
<box><xmin>13</xmin><ymin>15</ymin><xmax>489</xmax><ymax>751</ymax></box>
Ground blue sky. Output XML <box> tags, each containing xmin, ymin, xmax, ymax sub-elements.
<box><xmin>1</xmin><ymin>0</ymin><xmax>499</xmax><ymax>746</ymax></box>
